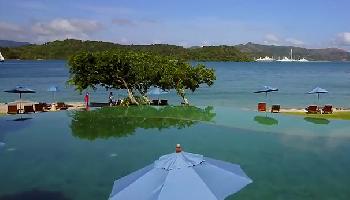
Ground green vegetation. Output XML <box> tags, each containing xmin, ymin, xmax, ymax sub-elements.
<box><xmin>68</xmin><ymin>50</ymin><xmax>216</xmax><ymax>105</ymax></box>
<box><xmin>0</xmin><ymin>39</ymin><xmax>252</xmax><ymax>61</ymax></box>
<box><xmin>70</xmin><ymin>106</ymin><xmax>215</xmax><ymax>140</ymax></box>
<box><xmin>282</xmin><ymin>111</ymin><xmax>350</xmax><ymax>120</ymax></box>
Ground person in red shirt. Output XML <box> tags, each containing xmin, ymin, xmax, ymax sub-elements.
<box><xmin>84</xmin><ymin>92</ymin><xmax>89</xmax><ymax>109</ymax></box>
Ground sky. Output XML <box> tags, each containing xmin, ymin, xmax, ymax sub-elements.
<box><xmin>0</xmin><ymin>0</ymin><xmax>350</xmax><ymax>50</ymax></box>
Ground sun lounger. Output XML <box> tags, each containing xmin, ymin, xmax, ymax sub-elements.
<box><xmin>90</xmin><ymin>102</ymin><xmax>110</xmax><ymax>107</ymax></box>
<box><xmin>322</xmin><ymin>105</ymin><xmax>333</xmax><ymax>114</ymax></box>
<box><xmin>160</xmin><ymin>99</ymin><xmax>168</xmax><ymax>106</ymax></box>
<box><xmin>151</xmin><ymin>100</ymin><xmax>159</xmax><ymax>106</ymax></box>
<box><xmin>23</xmin><ymin>105</ymin><xmax>35</xmax><ymax>113</ymax></box>
<box><xmin>271</xmin><ymin>105</ymin><xmax>280</xmax><ymax>113</ymax></box>
<box><xmin>258</xmin><ymin>102</ymin><xmax>266</xmax><ymax>112</ymax></box>
<box><xmin>7</xmin><ymin>105</ymin><xmax>18</xmax><ymax>114</ymax></box>
<box><xmin>306</xmin><ymin>105</ymin><xmax>320</xmax><ymax>114</ymax></box>
<box><xmin>56</xmin><ymin>102</ymin><xmax>68</xmax><ymax>110</ymax></box>
<box><xmin>34</xmin><ymin>103</ymin><xmax>47</xmax><ymax>112</ymax></box>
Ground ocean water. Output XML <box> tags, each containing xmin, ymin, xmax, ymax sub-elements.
<box><xmin>0</xmin><ymin>60</ymin><xmax>350</xmax><ymax>109</ymax></box>
<box><xmin>0</xmin><ymin>60</ymin><xmax>350</xmax><ymax>200</ymax></box>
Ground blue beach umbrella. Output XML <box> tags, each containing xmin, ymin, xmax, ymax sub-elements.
<box><xmin>109</xmin><ymin>146</ymin><xmax>252</xmax><ymax>200</ymax></box>
<box><xmin>147</xmin><ymin>87</ymin><xmax>169</xmax><ymax>100</ymax></box>
<box><xmin>4</xmin><ymin>86</ymin><xmax>36</xmax><ymax>99</ymax></box>
<box><xmin>307</xmin><ymin>87</ymin><xmax>328</xmax><ymax>102</ymax></box>
<box><xmin>4</xmin><ymin>86</ymin><xmax>36</xmax><ymax>111</ymax></box>
<box><xmin>48</xmin><ymin>86</ymin><xmax>59</xmax><ymax>101</ymax></box>
<box><xmin>254</xmin><ymin>86</ymin><xmax>278</xmax><ymax>97</ymax></box>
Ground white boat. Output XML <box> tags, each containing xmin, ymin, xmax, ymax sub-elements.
<box><xmin>276</xmin><ymin>56</ymin><xmax>294</xmax><ymax>62</ymax></box>
<box><xmin>0</xmin><ymin>52</ymin><xmax>4</xmax><ymax>62</ymax></box>
<box><xmin>255</xmin><ymin>56</ymin><xmax>275</xmax><ymax>62</ymax></box>
<box><xmin>298</xmin><ymin>58</ymin><xmax>309</xmax><ymax>62</ymax></box>
<box><xmin>277</xmin><ymin>49</ymin><xmax>298</xmax><ymax>62</ymax></box>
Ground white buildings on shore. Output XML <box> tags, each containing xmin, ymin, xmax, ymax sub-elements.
<box><xmin>255</xmin><ymin>49</ymin><xmax>309</xmax><ymax>62</ymax></box>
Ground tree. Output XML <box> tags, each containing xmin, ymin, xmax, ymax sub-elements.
<box><xmin>68</xmin><ymin>50</ymin><xmax>216</xmax><ymax>105</ymax></box>
<box><xmin>157</xmin><ymin>60</ymin><xmax>215</xmax><ymax>105</ymax></box>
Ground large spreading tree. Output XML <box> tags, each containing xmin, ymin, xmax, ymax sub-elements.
<box><xmin>68</xmin><ymin>50</ymin><xmax>216</xmax><ymax>105</ymax></box>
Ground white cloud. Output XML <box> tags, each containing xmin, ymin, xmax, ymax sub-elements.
<box><xmin>32</xmin><ymin>19</ymin><xmax>102</xmax><ymax>42</ymax></box>
<box><xmin>0</xmin><ymin>19</ymin><xmax>102</xmax><ymax>43</ymax></box>
<box><xmin>336</xmin><ymin>32</ymin><xmax>350</xmax><ymax>46</ymax></box>
<box><xmin>263</xmin><ymin>34</ymin><xmax>280</xmax><ymax>45</ymax></box>
<box><xmin>263</xmin><ymin>34</ymin><xmax>305</xmax><ymax>46</ymax></box>
<box><xmin>285</xmin><ymin>38</ymin><xmax>305</xmax><ymax>46</ymax></box>
<box><xmin>0</xmin><ymin>21</ymin><xmax>28</xmax><ymax>41</ymax></box>
<box><xmin>265</xmin><ymin>34</ymin><xmax>279</xmax><ymax>42</ymax></box>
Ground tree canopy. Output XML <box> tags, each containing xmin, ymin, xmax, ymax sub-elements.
<box><xmin>68</xmin><ymin>50</ymin><xmax>216</xmax><ymax>104</ymax></box>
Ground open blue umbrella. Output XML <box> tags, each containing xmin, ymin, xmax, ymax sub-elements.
<box><xmin>4</xmin><ymin>86</ymin><xmax>36</xmax><ymax>112</ymax></box>
<box><xmin>48</xmin><ymin>86</ymin><xmax>59</xmax><ymax>101</ymax></box>
<box><xmin>147</xmin><ymin>87</ymin><xmax>169</xmax><ymax>100</ymax></box>
<box><xmin>4</xmin><ymin>86</ymin><xmax>36</xmax><ymax>99</ymax></box>
<box><xmin>109</xmin><ymin>145</ymin><xmax>252</xmax><ymax>200</ymax></box>
<box><xmin>308</xmin><ymin>87</ymin><xmax>328</xmax><ymax>101</ymax></box>
<box><xmin>254</xmin><ymin>86</ymin><xmax>278</xmax><ymax>97</ymax></box>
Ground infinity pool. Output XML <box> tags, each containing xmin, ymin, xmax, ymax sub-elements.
<box><xmin>0</xmin><ymin>106</ymin><xmax>349</xmax><ymax>200</ymax></box>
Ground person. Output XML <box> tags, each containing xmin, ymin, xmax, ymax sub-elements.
<box><xmin>109</xmin><ymin>92</ymin><xmax>115</xmax><ymax>106</ymax></box>
<box><xmin>84</xmin><ymin>92</ymin><xmax>89</xmax><ymax>108</ymax></box>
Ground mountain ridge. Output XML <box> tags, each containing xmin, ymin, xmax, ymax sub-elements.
<box><xmin>0</xmin><ymin>40</ymin><xmax>31</xmax><ymax>47</ymax></box>
<box><xmin>0</xmin><ymin>39</ymin><xmax>349</xmax><ymax>61</ymax></box>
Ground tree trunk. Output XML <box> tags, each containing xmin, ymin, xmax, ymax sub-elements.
<box><xmin>122</xmin><ymin>80</ymin><xmax>138</xmax><ymax>105</ymax></box>
<box><xmin>138</xmin><ymin>89</ymin><xmax>150</xmax><ymax>105</ymax></box>
<box><xmin>177</xmin><ymin>88</ymin><xmax>189</xmax><ymax>105</ymax></box>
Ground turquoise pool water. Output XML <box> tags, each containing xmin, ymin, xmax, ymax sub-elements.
<box><xmin>0</xmin><ymin>106</ymin><xmax>350</xmax><ymax>200</ymax></box>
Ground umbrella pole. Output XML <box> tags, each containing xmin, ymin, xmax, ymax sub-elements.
<box><xmin>19</xmin><ymin>93</ymin><xmax>22</xmax><ymax>114</ymax></box>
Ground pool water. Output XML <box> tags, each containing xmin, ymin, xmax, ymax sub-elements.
<box><xmin>1</xmin><ymin>106</ymin><xmax>350</xmax><ymax>200</ymax></box>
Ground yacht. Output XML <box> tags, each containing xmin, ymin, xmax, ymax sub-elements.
<box><xmin>255</xmin><ymin>56</ymin><xmax>275</xmax><ymax>62</ymax></box>
<box><xmin>0</xmin><ymin>52</ymin><xmax>4</xmax><ymax>62</ymax></box>
<box><xmin>277</xmin><ymin>49</ymin><xmax>297</xmax><ymax>62</ymax></box>
<box><xmin>298</xmin><ymin>58</ymin><xmax>309</xmax><ymax>62</ymax></box>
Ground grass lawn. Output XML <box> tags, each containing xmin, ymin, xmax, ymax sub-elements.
<box><xmin>281</xmin><ymin>111</ymin><xmax>350</xmax><ymax>120</ymax></box>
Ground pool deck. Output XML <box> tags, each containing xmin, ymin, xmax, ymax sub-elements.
<box><xmin>280</xmin><ymin>108</ymin><xmax>350</xmax><ymax>120</ymax></box>
<box><xmin>0</xmin><ymin>102</ymin><xmax>85</xmax><ymax>115</ymax></box>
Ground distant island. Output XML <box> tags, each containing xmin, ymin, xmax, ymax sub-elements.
<box><xmin>0</xmin><ymin>39</ymin><xmax>349</xmax><ymax>61</ymax></box>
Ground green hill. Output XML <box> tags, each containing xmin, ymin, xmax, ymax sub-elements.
<box><xmin>1</xmin><ymin>39</ymin><xmax>348</xmax><ymax>61</ymax></box>
<box><xmin>0</xmin><ymin>39</ymin><xmax>252</xmax><ymax>61</ymax></box>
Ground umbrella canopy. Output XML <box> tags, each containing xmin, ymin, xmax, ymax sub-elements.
<box><xmin>147</xmin><ymin>87</ymin><xmax>169</xmax><ymax>96</ymax></box>
<box><xmin>307</xmin><ymin>87</ymin><xmax>328</xmax><ymax>101</ymax></box>
<box><xmin>254</xmin><ymin>86</ymin><xmax>278</xmax><ymax>98</ymax></box>
<box><xmin>4</xmin><ymin>86</ymin><xmax>36</xmax><ymax>99</ymax></box>
<box><xmin>254</xmin><ymin>86</ymin><xmax>278</xmax><ymax>94</ymax></box>
<box><xmin>254</xmin><ymin>116</ymin><xmax>278</xmax><ymax>126</ymax></box>
<box><xmin>48</xmin><ymin>86</ymin><xmax>58</xmax><ymax>92</ymax></box>
<box><xmin>109</xmin><ymin>147</ymin><xmax>252</xmax><ymax>200</ymax></box>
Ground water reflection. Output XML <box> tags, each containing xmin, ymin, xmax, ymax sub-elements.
<box><xmin>254</xmin><ymin>116</ymin><xmax>279</xmax><ymax>126</ymax></box>
<box><xmin>0</xmin><ymin>117</ymin><xmax>33</xmax><ymax>147</ymax></box>
<box><xmin>0</xmin><ymin>189</ymin><xmax>71</xmax><ymax>200</ymax></box>
<box><xmin>304</xmin><ymin>117</ymin><xmax>330</xmax><ymax>125</ymax></box>
<box><xmin>70</xmin><ymin>106</ymin><xmax>216</xmax><ymax>140</ymax></box>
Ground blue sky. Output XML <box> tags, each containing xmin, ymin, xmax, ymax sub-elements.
<box><xmin>0</xmin><ymin>0</ymin><xmax>350</xmax><ymax>50</ymax></box>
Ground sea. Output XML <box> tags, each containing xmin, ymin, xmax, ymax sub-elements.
<box><xmin>0</xmin><ymin>60</ymin><xmax>349</xmax><ymax>108</ymax></box>
<box><xmin>0</xmin><ymin>60</ymin><xmax>350</xmax><ymax>200</ymax></box>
